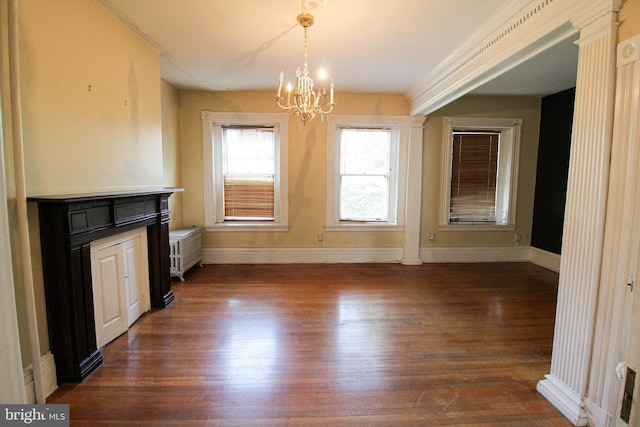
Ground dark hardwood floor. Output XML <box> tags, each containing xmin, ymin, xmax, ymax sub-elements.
<box><xmin>48</xmin><ymin>262</ymin><xmax>572</xmax><ymax>426</ymax></box>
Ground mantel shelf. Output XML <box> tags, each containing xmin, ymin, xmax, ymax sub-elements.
<box><xmin>28</xmin><ymin>187</ymin><xmax>183</xmax><ymax>203</ymax></box>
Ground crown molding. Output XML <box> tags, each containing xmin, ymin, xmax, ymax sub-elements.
<box><xmin>407</xmin><ymin>0</ymin><xmax>620</xmax><ymax>116</ymax></box>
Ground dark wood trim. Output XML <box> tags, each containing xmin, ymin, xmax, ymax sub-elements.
<box><xmin>29</xmin><ymin>189</ymin><xmax>180</xmax><ymax>384</ymax></box>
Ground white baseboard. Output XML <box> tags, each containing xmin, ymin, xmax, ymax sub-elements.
<box><xmin>420</xmin><ymin>245</ymin><xmax>531</xmax><ymax>263</ymax></box>
<box><xmin>24</xmin><ymin>351</ymin><xmax>57</xmax><ymax>402</ymax></box>
<box><xmin>202</xmin><ymin>247</ymin><xmax>403</xmax><ymax>264</ymax></box>
<box><xmin>529</xmin><ymin>246</ymin><xmax>561</xmax><ymax>272</ymax></box>
<box><xmin>202</xmin><ymin>245</ymin><xmax>558</xmax><ymax>268</ymax></box>
<box><xmin>537</xmin><ymin>375</ymin><xmax>587</xmax><ymax>426</ymax></box>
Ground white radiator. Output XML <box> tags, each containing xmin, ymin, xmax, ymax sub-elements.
<box><xmin>169</xmin><ymin>228</ymin><xmax>202</xmax><ymax>281</ymax></box>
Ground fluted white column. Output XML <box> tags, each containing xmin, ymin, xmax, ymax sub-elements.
<box><xmin>0</xmin><ymin>112</ymin><xmax>27</xmax><ymax>405</ymax></box>
<box><xmin>402</xmin><ymin>116</ymin><xmax>426</xmax><ymax>265</ymax></box>
<box><xmin>584</xmin><ymin>34</ymin><xmax>640</xmax><ymax>426</ymax></box>
<box><xmin>537</xmin><ymin>12</ymin><xmax>618</xmax><ymax>426</ymax></box>
<box><xmin>0</xmin><ymin>0</ymin><xmax>27</xmax><ymax>403</ymax></box>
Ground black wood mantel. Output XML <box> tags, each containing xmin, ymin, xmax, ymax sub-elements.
<box><xmin>28</xmin><ymin>189</ymin><xmax>181</xmax><ymax>384</ymax></box>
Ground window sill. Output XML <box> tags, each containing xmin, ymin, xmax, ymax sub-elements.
<box><xmin>206</xmin><ymin>223</ymin><xmax>290</xmax><ymax>232</ymax></box>
<box><xmin>325</xmin><ymin>223</ymin><xmax>403</xmax><ymax>232</ymax></box>
<box><xmin>439</xmin><ymin>223</ymin><xmax>516</xmax><ymax>232</ymax></box>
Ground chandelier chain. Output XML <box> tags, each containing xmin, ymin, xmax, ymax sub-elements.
<box><xmin>303</xmin><ymin>27</ymin><xmax>308</xmax><ymax>73</ymax></box>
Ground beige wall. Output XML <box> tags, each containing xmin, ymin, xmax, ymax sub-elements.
<box><xmin>161</xmin><ymin>80</ymin><xmax>183</xmax><ymax>230</ymax></box>
<box><xmin>422</xmin><ymin>96</ymin><xmax>541</xmax><ymax>247</ymax></box>
<box><xmin>179</xmin><ymin>90</ymin><xmax>541</xmax><ymax>251</ymax></box>
<box><xmin>175</xmin><ymin>0</ymin><xmax>638</xmax><ymax>254</ymax></box>
<box><xmin>179</xmin><ymin>90</ymin><xmax>409</xmax><ymax>249</ymax></box>
<box><xmin>19</xmin><ymin>0</ymin><xmax>163</xmax><ymax>196</ymax></box>
<box><xmin>620</xmin><ymin>0</ymin><xmax>640</xmax><ymax>42</ymax></box>
<box><xmin>8</xmin><ymin>0</ymin><xmax>164</xmax><ymax>369</ymax></box>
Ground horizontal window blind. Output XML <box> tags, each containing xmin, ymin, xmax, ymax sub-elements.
<box><xmin>223</xmin><ymin>176</ymin><xmax>274</xmax><ymax>219</ymax></box>
<box><xmin>222</xmin><ymin>126</ymin><xmax>275</xmax><ymax>220</ymax></box>
<box><xmin>450</xmin><ymin>132</ymin><xmax>499</xmax><ymax>223</ymax></box>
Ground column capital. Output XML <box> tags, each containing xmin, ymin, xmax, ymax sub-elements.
<box><xmin>618</xmin><ymin>34</ymin><xmax>640</xmax><ymax>67</ymax></box>
<box><xmin>409</xmin><ymin>115</ymin><xmax>427</xmax><ymax>128</ymax></box>
<box><xmin>571</xmin><ymin>0</ymin><xmax>622</xmax><ymax>31</ymax></box>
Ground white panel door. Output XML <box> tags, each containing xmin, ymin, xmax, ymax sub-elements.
<box><xmin>123</xmin><ymin>237</ymin><xmax>143</xmax><ymax>327</ymax></box>
<box><xmin>91</xmin><ymin>244</ymin><xmax>128</xmax><ymax>348</ymax></box>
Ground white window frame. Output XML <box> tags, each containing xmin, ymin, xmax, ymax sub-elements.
<box><xmin>440</xmin><ymin>117</ymin><xmax>522</xmax><ymax>231</ymax></box>
<box><xmin>326</xmin><ymin>115</ymin><xmax>410</xmax><ymax>231</ymax></box>
<box><xmin>202</xmin><ymin>111</ymin><xmax>289</xmax><ymax>231</ymax></box>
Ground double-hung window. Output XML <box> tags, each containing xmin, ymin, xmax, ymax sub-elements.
<box><xmin>326</xmin><ymin>115</ymin><xmax>409</xmax><ymax>230</ymax></box>
<box><xmin>202</xmin><ymin>112</ymin><xmax>289</xmax><ymax>231</ymax></box>
<box><xmin>440</xmin><ymin>117</ymin><xmax>522</xmax><ymax>229</ymax></box>
<box><xmin>222</xmin><ymin>126</ymin><xmax>275</xmax><ymax>220</ymax></box>
<box><xmin>339</xmin><ymin>128</ymin><xmax>393</xmax><ymax>221</ymax></box>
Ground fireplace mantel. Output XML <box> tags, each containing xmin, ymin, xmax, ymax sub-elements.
<box><xmin>28</xmin><ymin>188</ymin><xmax>181</xmax><ymax>384</ymax></box>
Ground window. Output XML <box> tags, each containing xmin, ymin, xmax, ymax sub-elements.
<box><xmin>222</xmin><ymin>126</ymin><xmax>275</xmax><ymax>220</ymax></box>
<box><xmin>449</xmin><ymin>131</ymin><xmax>499</xmax><ymax>223</ymax></box>
<box><xmin>339</xmin><ymin>128</ymin><xmax>392</xmax><ymax>221</ymax></box>
<box><xmin>326</xmin><ymin>115</ymin><xmax>410</xmax><ymax>231</ymax></box>
<box><xmin>440</xmin><ymin>117</ymin><xmax>522</xmax><ymax>229</ymax></box>
<box><xmin>202</xmin><ymin>112</ymin><xmax>289</xmax><ymax>231</ymax></box>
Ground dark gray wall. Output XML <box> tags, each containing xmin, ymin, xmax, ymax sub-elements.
<box><xmin>531</xmin><ymin>88</ymin><xmax>575</xmax><ymax>254</ymax></box>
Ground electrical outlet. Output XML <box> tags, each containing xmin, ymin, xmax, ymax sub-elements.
<box><xmin>317</xmin><ymin>233</ymin><xmax>323</xmax><ymax>242</ymax></box>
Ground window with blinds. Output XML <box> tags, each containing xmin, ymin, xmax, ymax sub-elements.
<box><xmin>449</xmin><ymin>131</ymin><xmax>500</xmax><ymax>223</ymax></box>
<box><xmin>222</xmin><ymin>126</ymin><xmax>275</xmax><ymax>220</ymax></box>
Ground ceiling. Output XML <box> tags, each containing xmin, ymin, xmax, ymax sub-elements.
<box><xmin>98</xmin><ymin>0</ymin><xmax>578</xmax><ymax>100</ymax></box>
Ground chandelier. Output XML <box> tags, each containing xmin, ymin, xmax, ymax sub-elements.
<box><xmin>276</xmin><ymin>2</ymin><xmax>335</xmax><ymax>125</ymax></box>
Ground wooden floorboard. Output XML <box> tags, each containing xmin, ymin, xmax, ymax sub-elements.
<box><xmin>48</xmin><ymin>262</ymin><xmax>573</xmax><ymax>426</ymax></box>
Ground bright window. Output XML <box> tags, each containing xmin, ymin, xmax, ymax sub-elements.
<box><xmin>327</xmin><ymin>115</ymin><xmax>409</xmax><ymax>231</ymax></box>
<box><xmin>202</xmin><ymin>112</ymin><xmax>289</xmax><ymax>231</ymax></box>
<box><xmin>339</xmin><ymin>128</ymin><xmax>391</xmax><ymax>221</ymax></box>
<box><xmin>222</xmin><ymin>126</ymin><xmax>275</xmax><ymax>220</ymax></box>
<box><xmin>440</xmin><ymin>117</ymin><xmax>522</xmax><ymax>229</ymax></box>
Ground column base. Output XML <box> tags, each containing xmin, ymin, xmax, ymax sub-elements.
<box><xmin>400</xmin><ymin>257</ymin><xmax>422</xmax><ymax>266</ymax></box>
<box><xmin>537</xmin><ymin>374</ymin><xmax>587</xmax><ymax>426</ymax></box>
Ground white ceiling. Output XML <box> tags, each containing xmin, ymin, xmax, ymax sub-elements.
<box><xmin>99</xmin><ymin>0</ymin><xmax>578</xmax><ymax>99</ymax></box>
